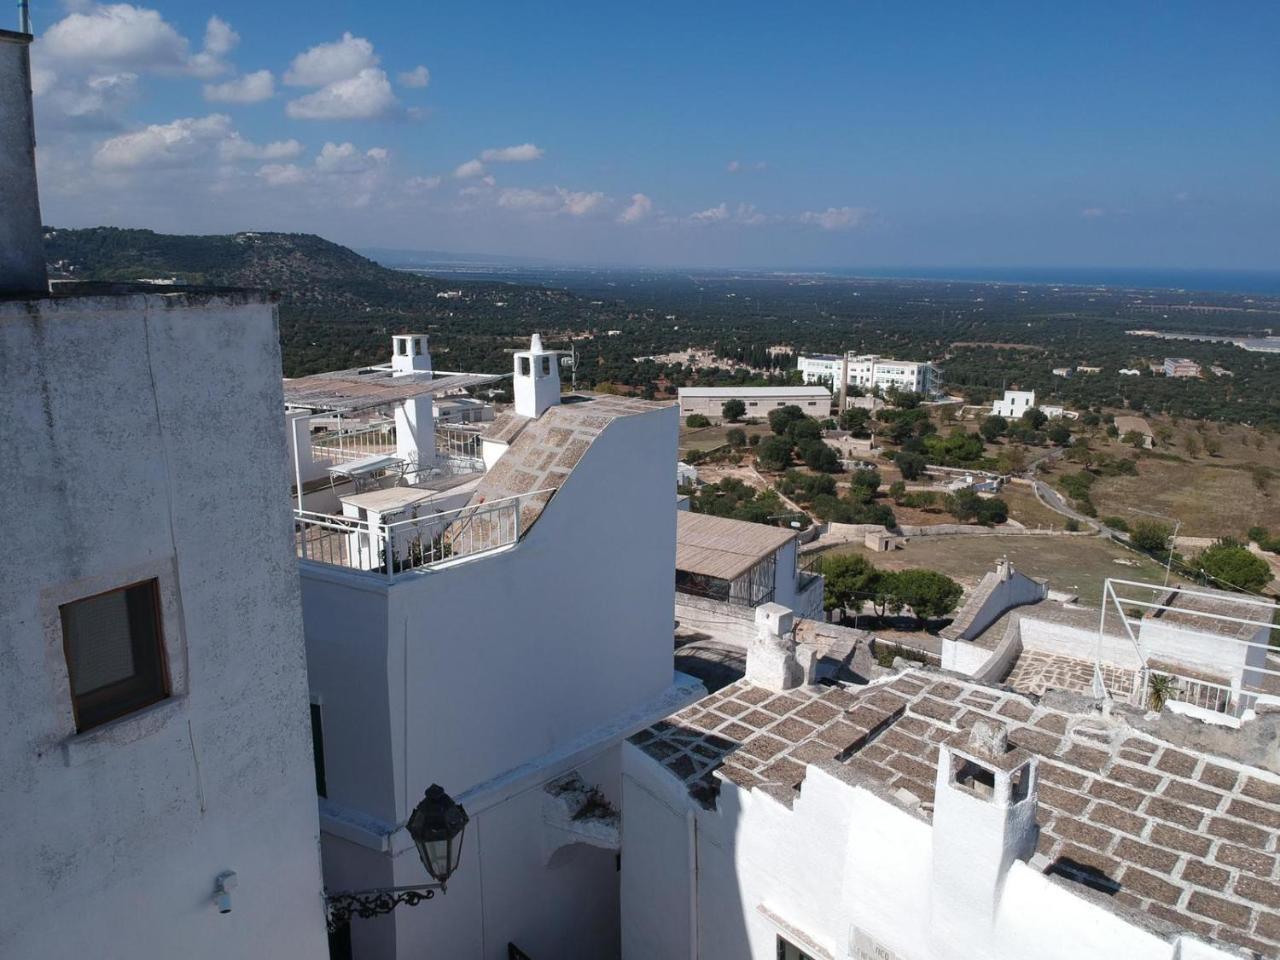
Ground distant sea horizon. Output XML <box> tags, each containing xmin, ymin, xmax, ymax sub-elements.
<box><xmin>800</xmin><ymin>266</ymin><xmax>1280</xmax><ymax>297</ymax></box>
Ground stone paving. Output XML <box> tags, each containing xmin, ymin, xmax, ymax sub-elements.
<box><xmin>631</xmin><ymin>669</ymin><xmax>1280</xmax><ymax>958</ymax></box>
<box><xmin>1003</xmin><ymin>650</ymin><xmax>1138</xmax><ymax>700</ymax></box>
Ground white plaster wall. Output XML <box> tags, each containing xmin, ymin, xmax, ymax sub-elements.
<box><xmin>1020</xmin><ymin>616</ymin><xmax>1144</xmax><ymax>669</ymax></box>
<box><xmin>1137</xmin><ymin>620</ymin><xmax>1261</xmax><ymax>686</ymax></box>
<box><xmin>389</xmin><ymin>747</ymin><xmax>624</xmax><ymax>959</ymax></box>
<box><xmin>941</xmin><ymin>638</ymin><xmax>997</xmax><ymax>675</ymax></box>
<box><xmin>386</xmin><ymin>406</ymin><xmax>680</xmax><ymax>809</ymax></box>
<box><xmin>622</xmin><ymin>746</ymin><xmax>1239</xmax><ymax>960</ymax></box>
<box><xmin>302</xmin><ymin>402</ymin><xmax>684</xmax><ymax>958</ymax></box>
<box><xmin>0</xmin><ymin>294</ymin><xmax>328</xmax><ymax>959</ymax></box>
<box><xmin>956</xmin><ymin>572</ymin><xmax>1047</xmax><ymax>642</ymax></box>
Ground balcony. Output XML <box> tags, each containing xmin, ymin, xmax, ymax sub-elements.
<box><xmin>294</xmin><ymin>488</ymin><xmax>554</xmax><ymax>581</ymax></box>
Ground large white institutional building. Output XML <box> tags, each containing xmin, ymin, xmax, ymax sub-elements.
<box><xmin>797</xmin><ymin>352</ymin><xmax>942</xmax><ymax>397</ymax></box>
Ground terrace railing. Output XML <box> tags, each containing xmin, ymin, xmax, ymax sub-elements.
<box><xmin>1098</xmin><ymin>578</ymin><xmax>1279</xmax><ymax>719</ymax></box>
<box><xmin>293</xmin><ymin>489</ymin><xmax>553</xmax><ymax>582</ymax></box>
<box><xmin>311</xmin><ymin>419</ymin><xmax>397</xmax><ymax>463</ymax></box>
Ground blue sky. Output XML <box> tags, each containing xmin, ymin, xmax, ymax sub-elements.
<box><xmin>29</xmin><ymin>0</ymin><xmax>1280</xmax><ymax>268</ymax></box>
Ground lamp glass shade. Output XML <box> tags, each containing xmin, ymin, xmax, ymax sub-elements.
<box><xmin>407</xmin><ymin>784</ymin><xmax>469</xmax><ymax>886</ymax></box>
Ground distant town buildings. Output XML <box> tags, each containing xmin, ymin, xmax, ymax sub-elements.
<box><xmin>1051</xmin><ymin>366</ymin><xmax>1074</xmax><ymax>377</ymax></box>
<box><xmin>1119</xmin><ymin>367</ymin><xmax>1142</xmax><ymax>376</ymax></box>
<box><xmin>797</xmin><ymin>352</ymin><xmax>942</xmax><ymax>396</ymax></box>
<box><xmin>678</xmin><ymin>385</ymin><xmax>831</xmax><ymax>420</ymax></box>
<box><xmin>1163</xmin><ymin>357</ymin><xmax>1203</xmax><ymax>378</ymax></box>
<box><xmin>1076</xmin><ymin>364</ymin><xmax>1103</xmax><ymax>374</ymax></box>
<box><xmin>1114</xmin><ymin>415</ymin><xmax>1155</xmax><ymax>448</ymax></box>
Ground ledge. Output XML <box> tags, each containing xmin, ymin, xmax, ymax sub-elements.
<box><xmin>62</xmin><ymin>695</ymin><xmax>188</xmax><ymax>767</ymax></box>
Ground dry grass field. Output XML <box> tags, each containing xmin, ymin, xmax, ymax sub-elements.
<box><xmin>818</xmin><ymin>532</ymin><xmax>1172</xmax><ymax>607</ymax></box>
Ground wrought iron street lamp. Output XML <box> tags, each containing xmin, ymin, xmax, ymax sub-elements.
<box><xmin>325</xmin><ymin>784</ymin><xmax>468</xmax><ymax>932</ymax></box>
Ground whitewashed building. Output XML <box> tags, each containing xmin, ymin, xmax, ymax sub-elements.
<box><xmin>992</xmin><ymin>389</ymin><xmax>1037</xmax><ymax>418</ymax></box>
<box><xmin>622</xmin><ymin>601</ymin><xmax>1280</xmax><ymax>960</ymax></box>
<box><xmin>798</xmin><ymin>353</ymin><xmax>942</xmax><ymax>396</ymax></box>
<box><xmin>0</xmin><ymin>28</ymin><xmax>328</xmax><ymax>960</ymax></box>
<box><xmin>293</xmin><ymin>334</ymin><xmax>701</xmax><ymax>958</ymax></box>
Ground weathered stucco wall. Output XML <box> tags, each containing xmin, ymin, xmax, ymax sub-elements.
<box><xmin>0</xmin><ymin>293</ymin><xmax>328</xmax><ymax>958</ymax></box>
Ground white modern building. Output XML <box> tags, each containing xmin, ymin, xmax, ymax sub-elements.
<box><xmin>0</xmin><ymin>30</ymin><xmax>328</xmax><ymax>955</ymax></box>
<box><xmin>678</xmin><ymin>385</ymin><xmax>832</xmax><ymax>420</ymax></box>
<box><xmin>622</xmin><ymin>592</ymin><xmax>1280</xmax><ymax>960</ymax></box>
<box><xmin>991</xmin><ymin>389</ymin><xmax>1037</xmax><ymax>418</ymax></box>
<box><xmin>293</xmin><ymin>333</ymin><xmax>702</xmax><ymax>958</ymax></box>
<box><xmin>798</xmin><ymin>353</ymin><xmax>942</xmax><ymax>396</ymax></box>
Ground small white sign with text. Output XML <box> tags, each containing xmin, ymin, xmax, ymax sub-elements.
<box><xmin>851</xmin><ymin>928</ymin><xmax>906</xmax><ymax>960</ymax></box>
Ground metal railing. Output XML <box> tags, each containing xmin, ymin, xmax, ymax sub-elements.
<box><xmin>1098</xmin><ymin>578</ymin><xmax>1279</xmax><ymax>719</ymax></box>
<box><xmin>293</xmin><ymin>489</ymin><xmax>553</xmax><ymax>581</ymax></box>
<box><xmin>312</xmin><ymin>419</ymin><xmax>396</xmax><ymax>463</ymax></box>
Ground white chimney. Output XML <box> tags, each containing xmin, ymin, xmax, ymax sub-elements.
<box><xmin>0</xmin><ymin>29</ymin><xmax>48</xmax><ymax>296</ymax></box>
<box><xmin>390</xmin><ymin>334</ymin><xmax>432</xmax><ymax>377</ymax></box>
<box><xmin>929</xmin><ymin>721</ymin><xmax>1039</xmax><ymax>938</ymax></box>
<box><xmin>745</xmin><ymin>603</ymin><xmax>814</xmax><ymax>692</ymax></box>
<box><xmin>513</xmin><ymin>333</ymin><xmax>561</xmax><ymax>419</ymax></box>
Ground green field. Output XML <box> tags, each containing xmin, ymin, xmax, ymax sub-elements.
<box><xmin>816</xmin><ymin>532</ymin><xmax>1173</xmax><ymax>607</ymax></box>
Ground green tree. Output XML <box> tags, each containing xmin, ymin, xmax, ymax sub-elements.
<box><xmin>721</xmin><ymin>398</ymin><xmax>746</xmax><ymax>422</ymax></box>
<box><xmin>980</xmin><ymin>415</ymin><xmax>1008</xmax><ymax>442</ymax></box>
<box><xmin>756</xmin><ymin>435</ymin><xmax>794</xmax><ymax>471</ymax></box>
<box><xmin>768</xmin><ymin>405</ymin><xmax>807</xmax><ymax>435</ymax></box>
<box><xmin>839</xmin><ymin>407</ymin><xmax>871</xmax><ymax>436</ymax></box>
<box><xmin>888</xmin><ymin>480</ymin><xmax>907</xmax><ymax>502</ymax></box>
<box><xmin>1021</xmin><ymin>407</ymin><xmax>1048</xmax><ymax>430</ymax></box>
<box><xmin>848</xmin><ymin>468</ymin><xmax>882</xmax><ymax>502</ymax></box>
<box><xmin>799</xmin><ymin>439</ymin><xmax>841</xmax><ymax>472</ymax></box>
<box><xmin>945</xmin><ymin>488</ymin><xmax>982</xmax><ymax>523</ymax></box>
<box><xmin>996</xmin><ymin>445</ymin><xmax>1027</xmax><ymax>475</ymax></box>
<box><xmin>1121</xmin><ymin>430</ymin><xmax>1146</xmax><ymax>449</ymax></box>
<box><xmin>1196</xmin><ymin>539</ymin><xmax>1272</xmax><ymax>592</ymax></box>
<box><xmin>817</xmin><ymin>553</ymin><xmax>881</xmax><ymax>616</ymax></box>
<box><xmin>1047</xmin><ymin>423</ymin><xmax>1072</xmax><ymax>446</ymax></box>
<box><xmin>726</xmin><ymin>427</ymin><xmax>747</xmax><ymax>448</ymax></box>
<box><xmin>686</xmin><ymin>414</ymin><xmax>710</xmax><ymax>428</ymax></box>
<box><xmin>895</xmin><ymin>451</ymin><xmax>927</xmax><ymax>481</ymax></box>
<box><xmin>890</xmin><ymin>569</ymin><xmax>963</xmax><ymax>626</ymax></box>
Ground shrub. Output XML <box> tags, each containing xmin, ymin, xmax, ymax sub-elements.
<box><xmin>1102</xmin><ymin>516</ymin><xmax>1130</xmax><ymax>533</ymax></box>
<box><xmin>726</xmin><ymin>427</ymin><xmax>747</xmax><ymax>448</ymax></box>
<box><xmin>1196</xmin><ymin>539</ymin><xmax>1272</xmax><ymax>592</ymax></box>
<box><xmin>685</xmin><ymin>414</ymin><xmax>711</xmax><ymax>428</ymax></box>
<box><xmin>1065</xmin><ymin>518</ymin><xmax>1081</xmax><ymax>532</ymax></box>
<box><xmin>1131</xmin><ymin>520</ymin><xmax>1172</xmax><ymax>554</ymax></box>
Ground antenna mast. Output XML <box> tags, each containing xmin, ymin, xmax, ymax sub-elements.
<box><xmin>19</xmin><ymin>0</ymin><xmax>31</xmax><ymax>33</ymax></box>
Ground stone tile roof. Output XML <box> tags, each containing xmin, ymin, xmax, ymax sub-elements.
<box><xmin>465</xmin><ymin>394</ymin><xmax>669</xmax><ymax>533</ymax></box>
<box><xmin>631</xmin><ymin>670</ymin><xmax>1280</xmax><ymax>957</ymax></box>
<box><xmin>676</xmin><ymin>512</ymin><xmax>796</xmax><ymax>582</ymax></box>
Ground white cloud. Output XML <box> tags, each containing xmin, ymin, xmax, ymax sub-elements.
<box><xmin>798</xmin><ymin>206</ymin><xmax>871</xmax><ymax>230</ymax></box>
<box><xmin>219</xmin><ymin>134</ymin><xmax>302</xmax><ymax>162</ymax></box>
<box><xmin>405</xmin><ymin>175</ymin><xmax>442</xmax><ymax>193</ymax></box>
<box><xmin>204</xmin><ymin>69</ymin><xmax>274</xmax><ymax>103</ymax></box>
<box><xmin>479</xmin><ymin>143</ymin><xmax>544</xmax><ymax>163</ymax></box>
<box><xmin>257</xmin><ymin>163</ymin><xmax>307</xmax><ymax>187</ymax></box>
<box><xmin>398</xmin><ymin>65</ymin><xmax>430</xmax><ymax>88</ymax></box>
<box><xmin>315</xmin><ymin>141</ymin><xmax>388</xmax><ymax>173</ymax></box>
<box><xmin>618</xmin><ymin>193</ymin><xmax>653</xmax><ymax>224</ymax></box>
<box><xmin>496</xmin><ymin>186</ymin><xmax>605</xmax><ymax>217</ymax></box>
<box><xmin>284</xmin><ymin>32</ymin><xmax>377</xmax><ymax>86</ymax></box>
<box><xmin>733</xmin><ymin>203</ymin><xmax>767</xmax><ymax>225</ymax></box>
<box><xmin>203</xmin><ymin>16</ymin><xmax>239</xmax><ymax>57</ymax></box>
<box><xmin>726</xmin><ymin>160</ymin><xmax>741</xmax><ymax>173</ymax></box>
<box><xmin>691</xmin><ymin>203</ymin><xmax>729</xmax><ymax>223</ymax></box>
<box><xmin>42</xmin><ymin>4</ymin><xmax>189</xmax><ymax>71</ymax></box>
<box><xmin>285</xmin><ymin>68</ymin><xmax>397</xmax><ymax>120</ymax></box>
<box><xmin>93</xmin><ymin>113</ymin><xmax>232</xmax><ymax>169</ymax></box>
<box><xmin>454</xmin><ymin>158</ymin><xmax>486</xmax><ymax>179</ymax></box>
<box><xmin>1080</xmin><ymin>207</ymin><xmax>1105</xmax><ymax>219</ymax></box>
<box><xmin>558</xmin><ymin>188</ymin><xmax>604</xmax><ymax>216</ymax></box>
